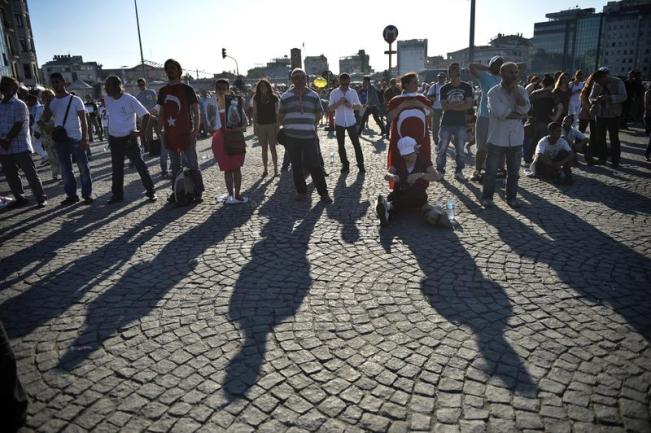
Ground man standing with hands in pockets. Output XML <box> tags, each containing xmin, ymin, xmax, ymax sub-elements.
<box><xmin>481</xmin><ymin>62</ymin><xmax>530</xmax><ymax>209</ymax></box>
<box><xmin>329</xmin><ymin>73</ymin><xmax>365</xmax><ymax>173</ymax></box>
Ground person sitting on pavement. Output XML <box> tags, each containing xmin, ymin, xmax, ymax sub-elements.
<box><xmin>527</xmin><ymin>121</ymin><xmax>575</xmax><ymax>185</ymax></box>
<box><xmin>375</xmin><ymin>134</ymin><xmax>442</xmax><ymax>226</ymax></box>
<box><xmin>560</xmin><ymin>115</ymin><xmax>588</xmax><ymax>163</ymax></box>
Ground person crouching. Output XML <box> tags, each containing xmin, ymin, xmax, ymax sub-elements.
<box><xmin>527</xmin><ymin>121</ymin><xmax>575</xmax><ymax>185</ymax></box>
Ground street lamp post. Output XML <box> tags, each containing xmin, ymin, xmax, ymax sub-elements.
<box><xmin>134</xmin><ymin>0</ymin><xmax>146</xmax><ymax>79</ymax></box>
<box><xmin>469</xmin><ymin>0</ymin><xmax>476</xmax><ymax>65</ymax></box>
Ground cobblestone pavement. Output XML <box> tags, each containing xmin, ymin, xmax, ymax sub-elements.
<box><xmin>1</xmin><ymin>124</ymin><xmax>650</xmax><ymax>433</ymax></box>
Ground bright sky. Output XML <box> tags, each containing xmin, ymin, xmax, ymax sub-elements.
<box><xmin>29</xmin><ymin>0</ymin><xmax>609</xmax><ymax>76</ymax></box>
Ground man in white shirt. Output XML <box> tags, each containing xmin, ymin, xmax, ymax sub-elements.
<box><xmin>40</xmin><ymin>72</ymin><xmax>93</xmax><ymax>205</ymax></box>
<box><xmin>481</xmin><ymin>62</ymin><xmax>531</xmax><ymax>208</ymax></box>
<box><xmin>426</xmin><ymin>72</ymin><xmax>446</xmax><ymax>145</ymax></box>
<box><xmin>104</xmin><ymin>75</ymin><xmax>156</xmax><ymax>204</ymax></box>
<box><xmin>328</xmin><ymin>73</ymin><xmax>364</xmax><ymax>173</ymax></box>
<box><xmin>527</xmin><ymin>121</ymin><xmax>575</xmax><ymax>184</ymax></box>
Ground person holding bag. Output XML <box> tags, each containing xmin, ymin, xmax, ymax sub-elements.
<box><xmin>211</xmin><ymin>78</ymin><xmax>248</xmax><ymax>204</ymax></box>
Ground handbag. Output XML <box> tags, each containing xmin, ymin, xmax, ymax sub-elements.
<box><xmin>276</xmin><ymin>128</ymin><xmax>288</xmax><ymax>146</ymax></box>
<box><xmin>51</xmin><ymin>95</ymin><xmax>74</xmax><ymax>144</ymax></box>
<box><xmin>223</xmin><ymin>129</ymin><xmax>246</xmax><ymax>155</ymax></box>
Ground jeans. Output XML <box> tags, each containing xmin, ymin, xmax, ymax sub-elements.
<box><xmin>109</xmin><ymin>135</ymin><xmax>155</xmax><ymax>198</ymax></box>
<box><xmin>169</xmin><ymin>141</ymin><xmax>204</xmax><ymax>192</ymax></box>
<box><xmin>437</xmin><ymin>125</ymin><xmax>466</xmax><ymax>173</ymax></box>
<box><xmin>594</xmin><ymin>117</ymin><xmax>621</xmax><ymax>164</ymax></box>
<box><xmin>285</xmin><ymin>136</ymin><xmax>328</xmax><ymax>196</ymax></box>
<box><xmin>56</xmin><ymin>138</ymin><xmax>93</xmax><ymax>199</ymax></box>
<box><xmin>0</xmin><ymin>152</ymin><xmax>47</xmax><ymax>203</ymax></box>
<box><xmin>431</xmin><ymin>109</ymin><xmax>442</xmax><ymax>145</ymax></box>
<box><xmin>482</xmin><ymin>144</ymin><xmax>522</xmax><ymax>201</ymax></box>
<box><xmin>358</xmin><ymin>106</ymin><xmax>385</xmax><ymax>135</ymax></box>
<box><xmin>335</xmin><ymin>125</ymin><xmax>364</xmax><ymax>168</ymax></box>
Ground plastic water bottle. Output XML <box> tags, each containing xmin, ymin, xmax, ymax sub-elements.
<box><xmin>446</xmin><ymin>198</ymin><xmax>456</xmax><ymax>221</ymax></box>
<box><xmin>329</xmin><ymin>151</ymin><xmax>335</xmax><ymax>165</ymax></box>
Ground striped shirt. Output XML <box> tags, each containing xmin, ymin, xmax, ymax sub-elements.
<box><xmin>279</xmin><ymin>87</ymin><xmax>323</xmax><ymax>139</ymax></box>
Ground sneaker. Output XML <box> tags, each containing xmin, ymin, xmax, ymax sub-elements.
<box><xmin>82</xmin><ymin>197</ymin><xmax>94</xmax><ymax>205</ymax></box>
<box><xmin>106</xmin><ymin>196</ymin><xmax>123</xmax><ymax>205</ymax></box>
<box><xmin>480</xmin><ymin>198</ymin><xmax>494</xmax><ymax>208</ymax></box>
<box><xmin>506</xmin><ymin>198</ymin><xmax>523</xmax><ymax>208</ymax></box>
<box><xmin>454</xmin><ymin>172</ymin><xmax>466</xmax><ymax>182</ymax></box>
<box><xmin>37</xmin><ymin>200</ymin><xmax>47</xmax><ymax>208</ymax></box>
<box><xmin>146</xmin><ymin>191</ymin><xmax>158</xmax><ymax>202</ymax></box>
<box><xmin>60</xmin><ymin>196</ymin><xmax>80</xmax><ymax>206</ymax></box>
<box><xmin>524</xmin><ymin>168</ymin><xmax>536</xmax><ymax>178</ymax></box>
<box><xmin>375</xmin><ymin>194</ymin><xmax>389</xmax><ymax>227</ymax></box>
<box><xmin>320</xmin><ymin>195</ymin><xmax>333</xmax><ymax>204</ymax></box>
<box><xmin>217</xmin><ymin>193</ymin><xmax>230</xmax><ymax>203</ymax></box>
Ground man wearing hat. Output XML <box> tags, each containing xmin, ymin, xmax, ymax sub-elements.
<box><xmin>427</xmin><ymin>72</ymin><xmax>446</xmax><ymax>145</ymax></box>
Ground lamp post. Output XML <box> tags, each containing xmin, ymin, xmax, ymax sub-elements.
<box><xmin>134</xmin><ymin>0</ymin><xmax>146</xmax><ymax>79</ymax></box>
<box><xmin>469</xmin><ymin>0</ymin><xmax>476</xmax><ymax>65</ymax></box>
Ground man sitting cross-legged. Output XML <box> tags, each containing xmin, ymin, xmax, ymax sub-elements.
<box><xmin>527</xmin><ymin>121</ymin><xmax>575</xmax><ymax>185</ymax></box>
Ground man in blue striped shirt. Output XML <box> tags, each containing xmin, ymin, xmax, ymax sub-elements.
<box><xmin>278</xmin><ymin>68</ymin><xmax>332</xmax><ymax>203</ymax></box>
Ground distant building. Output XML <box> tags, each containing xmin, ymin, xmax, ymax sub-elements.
<box><xmin>0</xmin><ymin>18</ymin><xmax>12</xmax><ymax>77</ymax></box>
<box><xmin>266</xmin><ymin>56</ymin><xmax>292</xmax><ymax>79</ymax></box>
<box><xmin>600</xmin><ymin>0</ymin><xmax>651</xmax><ymax>76</ymax></box>
<box><xmin>397</xmin><ymin>39</ymin><xmax>427</xmax><ymax>74</ymax></box>
<box><xmin>304</xmin><ymin>55</ymin><xmax>328</xmax><ymax>76</ymax></box>
<box><xmin>41</xmin><ymin>55</ymin><xmax>101</xmax><ymax>84</ymax></box>
<box><xmin>290</xmin><ymin>48</ymin><xmax>302</xmax><ymax>70</ymax></box>
<box><xmin>100</xmin><ymin>62</ymin><xmax>167</xmax><ymax>84</ymax></box>
<box><xmin>339</xmin><ymin>50</ymin><xmax>371</xmax><ymax>74</ymax></box>
<box><xmin>426</xmin><ymin>56</ymin><xmax>451</xmax><ymax>70</ymax></box>
<box><xmin>447</xmin><ymin>34</ymin><xmax>532</xmax><ymax>68</ymax></box>
<box><xmin>1</xmin><ymin>0</ymin><xmax>40</xmax><ymax>85</ymax></box>
<box><xmin>532</xmin><ymin>7</ymin><xmax>601</xmax><ymax>74</ymax></box>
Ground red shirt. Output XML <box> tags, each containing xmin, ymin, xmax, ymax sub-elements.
<box><xmin>157</xmin><ymin>83</ymin><xmax>198</xmax><ymax>151</ymax></box>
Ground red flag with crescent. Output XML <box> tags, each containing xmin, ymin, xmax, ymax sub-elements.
<box><xmin>158</xmin><ymin>83</ymin><xmax>197</xmax><ymax>151</ymax></box>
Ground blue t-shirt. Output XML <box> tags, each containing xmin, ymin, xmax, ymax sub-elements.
<box><xmin>440</xmin><ymin>81</ymin><xmax>473</xmax><ymax>127</ymax></box>
<box><xmin>478</xmin><ymin>71</ymin><xmax>501</xmax><ymax>118</ymax></box>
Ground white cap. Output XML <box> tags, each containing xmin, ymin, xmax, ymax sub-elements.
<box><xmin>397</xmin><ymin>136</ymin><xmax>417</xmax><ymax>156</ymax></box>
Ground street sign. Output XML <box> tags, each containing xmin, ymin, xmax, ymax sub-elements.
<box><xmin>384</xmin><ymin>50</ymin><xmax>397</xmax><ymax>55</ymax></box>
<box><xmin>383</xmin><ymin>25</ymin><xmax>398</xmax><ymax>44</ymax></box>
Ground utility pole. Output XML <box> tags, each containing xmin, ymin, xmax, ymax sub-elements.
<box><xmin>469</xmin><ymin>0</ymin><xmax>476</xmax><ymax>65</ymax></box>
<box><xmin>134</xmin><ymin>0</ymin><xmax>146</xmax><ymax>79</ymax></box>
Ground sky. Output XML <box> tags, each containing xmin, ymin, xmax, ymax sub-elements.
<box><xmin>29</xmin><ymin>0</ymin><xmax>609</xmax><ymax>77</ymax></box>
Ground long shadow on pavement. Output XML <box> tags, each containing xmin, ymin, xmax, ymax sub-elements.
<box><xmin>379</xmin><ymin>216</ymin><xmax>538</xmax><ymax>396</ymax></box>
<box><xmin>223</xmin><ymin>184</ymin><xmax>326</xmax><ymax>400</ymax></box>
<box><xmin>326</xmin><ymin>171</ymin><xmax>369</xmax><ymax>244</ymax></box>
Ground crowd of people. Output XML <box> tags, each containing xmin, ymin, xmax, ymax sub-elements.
<box><xmin>0</xmin><ymin>55</ymin><xmax>648</xmax><ymax>227</ymax></box>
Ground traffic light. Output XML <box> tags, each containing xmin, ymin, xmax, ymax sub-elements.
<box><xmin>221</xmin><ymin>48</ymin><xmax>227</xmax><ymax>59</ymax></box>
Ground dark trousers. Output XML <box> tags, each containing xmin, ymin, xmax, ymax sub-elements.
<box><xmin>285</xmin><ymin>136</ymin><xmax>328</xmax><ymax>196</ymax></box>
<box><xmin>482</xmin><ymin>144</ymin><xmax>522</xmax><ymax>201</ymax></box>
<box><xmin>593</xmin><ymin>117</ymin><xmax>621</xmax><ymax>164</ymax></box>
<box><xmin>109</xmin><ymin>135</ymin><xmax>155</xmax><ymax>198</ymax></box>
<box><xmin>0</xmin><ymin>322</ymin><xmax>28</xmax><ymax>432</ymax></box>
<box><xmin>359</xmin><ymin>106</ymin><xmax>386</xmax><ymax>135</ymax></box>
<box><xmin>335</xmin><ymin>125</ymin><xmax>364</xmax><ymax>168</ymax></box>
<box><xmin>533</xmin><ymin>150</ymin><xmax>572</xmax><ymax>179</ymax></box>
<box><xmin>525</xmin><ymin>121</ymin><xmax>548</xmax><ymax>163</ymax></box>
<box><xmin>387</xmin><ymin>188</ymin><xmax>427</xmax><ymax>215</ymax></box>
<box><xmin>87</xmin><ymin>115</ymin><xmax>103</xmax><ymax>142</ymax></box>
<box><xmin>0</xmin><ymin>151</ymin><xmax>46</xmax><ymax>203</ymax></box>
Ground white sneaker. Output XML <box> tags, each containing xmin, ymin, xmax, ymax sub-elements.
<box><xmin>217</xmin><ymin>193</ymin><xmax>230</xmax><ymax>203</ymax></box>
<box><xmin>233</xmin><ymin>196</ymin><xmax>249</xmax><ymax>204</ymax></box>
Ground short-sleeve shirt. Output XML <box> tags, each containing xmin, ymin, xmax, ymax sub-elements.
<box><xmin>427</xmin><ymin>83</ymin><xmax>444</xmax><ymax>110</ymax></box>
<box><xmin>136</xmin><ymin>89</ymin><xmax>158</xmax><ymax>111</ymax></box>
<box><xmin>279</xmin><ymin>87</ymin><xmax>323</xmax><ymax>139</ymax></box>
<box><xmin>0</xmin><ymin>95</ymin><xmax>31</xmax><ymax>155</ymax></box>
<box><xmin>254</xmin><ymin>94</ymin><xmax>279</xmax><ymax>125</ymax></box>
<box><xmin>478</xmin><ymin>71</ymin><xmax>501</xmax><ymax>118</ymax></box>
<box><xmin>104</xmin><ymin>93</ymin><xmax>149</xmax><ymax>138</ymax></box>
<box><xmin>49</xmin><ymin>94</ymin><xmax>85</xmax><ymax>141</ymax></box>
<box><xmin>157</xmin><ymin>83</ymin><xmax>198</xmax><ymax>151</ymax></box>
<box><xmin>561</xmin><ymin>126</ymin><xmax>586</xmax><ymax>145</ymax></box>
<box><xmin>440</xmin><ymin>81</ymin><xmax>473</xmax><ymax>127</ymax></box>
<box><xmin>535</xmin><ymin>136</ymin><xmax>572</xmax><ymax>159</ymax></box>
<box><xmin>329</xmin><ymin>87</ymin><xmax>361</xmax><ymax>128</ymax></box>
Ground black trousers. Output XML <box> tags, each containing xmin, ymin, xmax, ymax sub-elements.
<box><xmin>0</xmin><ymin>151</ymin><xmax>47</xmax><ymax>203</ymax></box>
<box><xmin>387</xmin><ymin>188</ymin><xmax>428</xmax><ymax>215</ymax></box>
<box><xmin>533</xmin><ymin>150</ymin><xmax>572</xmax><ymax>180</ymax></box>
<box><xmin>0</xmin><ymin>322</ymin><xmax>27</xmax><ymax>432</ymax></box>
<box><xmin>593</xmin><ymin>117</ymin><xmax>621</xmax><ymax>164</ymax></box>
<box><xmin>359</xmin><ymin>106</ymin><xmax>386</xmax><ymax>135</ymax></box>
<box><xmin>335</xmin><ymin>125</ymin><xmax>364</xmax><ymax>168</ymax></box>
<box><xmin>109</xmin><ymin>135</ymin><xmax>155</xmax><ymax>198</ymax></box>
<box><xmin>285</xmin><ymin>136</ymin><xmax>328</xmax><ymax>196</ymax></box>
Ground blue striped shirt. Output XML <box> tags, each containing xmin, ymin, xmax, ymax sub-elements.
<box><xmin>279</xmin><ymin>87</ymin><xmax>323</xmax><ymax>139</ymax></box>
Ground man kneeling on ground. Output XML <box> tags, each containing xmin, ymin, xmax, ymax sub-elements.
<box><xmin>375</xmin><ymin>136</ymin><xmax>442</xmax><ymax>226</ymax></box>
<box><xmin>527</xmin><ymin>121</ymin><xmax>575</xmax><ymax>185</ymax></box>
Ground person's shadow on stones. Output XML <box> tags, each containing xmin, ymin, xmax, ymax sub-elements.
<box><xmin>56</xmin><ymin>179</ymin><xmax>269</xmax><ymax>370</ymax></box>
<box><xmin>380</xmin><ymin>219</ymin><xmax>537</xmax><ymax>395</ymax></box>
<box><xmin>223</xmin><ymin>187</ymin><xmax>326</xmax><ymax>400</ymax></box>
<box><xmin>325</xmin><ymin>172</ymin><xmax>369</xmax><ymax>244</ymax></box>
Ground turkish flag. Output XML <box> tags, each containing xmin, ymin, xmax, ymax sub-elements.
<box><xmin>160</xmin><ymin>83</ymin><xmax>195</xmax><ymax>151</ymax></box>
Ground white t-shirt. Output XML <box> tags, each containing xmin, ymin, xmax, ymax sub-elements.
<box><xmin>49</xmin><ymin>94</ymin><xmax>85</xmax><ymax>141</ymax></box>
<box><xmin>535</xmin><ymin>136</ymin><xmax>572</xmax><ymax>159</ymax></box>
<box><xmin>104</xmin><ymin>93</ymin><xmax>149</xmax><ymax>138</ymax></box>
<box><xmin>427</xmin><ymin>83</ymin><xmax>444</xmax><ymax>110</ymax></box>
<box><xmin>329</xmin><ymin>87</ymin><xmax>360</xmax><ymax>128</ymax></box>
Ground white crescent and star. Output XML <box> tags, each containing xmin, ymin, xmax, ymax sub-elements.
<box><xmin>164</xmin><ymin>94</ymin><xmax>181</xmax><ymax>127</ymax></box>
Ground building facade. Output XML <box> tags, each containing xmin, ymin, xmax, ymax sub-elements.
<box><xmin>0</xmin><ymin>16</ymin><xmax>11</xmax><ymax>77</ymax></box>
<box><xmin>41</xmin><ymin>55</ymin><xmax>102</xmax><ymax>84</ymax></box>
<box><xmin>339</xmin><ymin>50</ymin><xmax>371</xmax><ymax>75</ymax></box>
<box><xmin>600</xmin><ymin>0</ymin><xmax>651</xmax><ymax>76</ymax></box>
<box><xmin>397</xmin><ymin>39</ymin><xmax>427</xmax><ymax>74</ymax></box>
<box><xmin>1</xmin><ymin>0</ymin><xmax>39</xmax><ymax>85</ymax></box>
<box><xmin>447</xmin><ymin>34</ymin><xmax>532</xmax><ymax>68</ymax></box>
<box><xmin>304</xmin><ymin>55</ymin><xmax>328</xmax><ymax>76</ymax></box>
